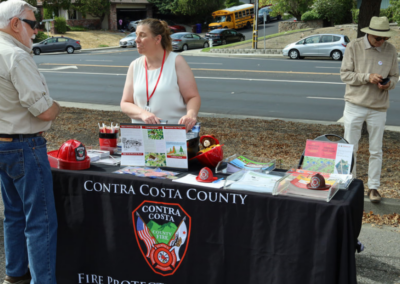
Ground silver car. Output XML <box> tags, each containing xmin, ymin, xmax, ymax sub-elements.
<box><xmin>282</xmin><ymin>34</ymin><xmax>350</xmax><ymax>61</ymax></box>
<box><xmin>171</xmin><ymin>32</ymin><xmax>209</xmax><ymax>51</ymax></box>
<box><xmin>127</xmin><ymin>20</ymin><xmax>141</xmax><ymax>32</ymax></box>
<box><xmin>120</xmin><ymin>33</ymin><xmax>136</xmax><ymax>48</ymax></box>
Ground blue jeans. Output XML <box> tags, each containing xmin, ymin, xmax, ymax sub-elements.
<box><xmin>0</xmin><ymin>136</ymin><xmax>57</xmax><ymax>284</ymax></box>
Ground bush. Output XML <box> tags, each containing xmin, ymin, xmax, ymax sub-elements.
<box><xmin>380</xmin><ymin>8</ymin><xmax>394</xmax><ymax>23</ymax></box>
<box><xmin>351</xmin><ymin>9</ymin><xmax>359</xmax><ymax>24</ymax></box>
<box><xmin>34</xmin><ymin>31</ymin><xmax>49</xmax><ymax>43</ymax></box>
<box><xmin>301</xmin><ymin>10</ymin><xmax>322</xmax><ymax>21</ymax></box>
<box><xmin>54</xmin><ymin>16</ymin><xmax>67</xmax><ymax>34</ymax></box>
<box><xmin>43</xmin><ymin>8</ymin><xmax>53</xmax><ymax>20</ymax></box>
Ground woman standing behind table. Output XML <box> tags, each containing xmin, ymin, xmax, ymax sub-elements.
<box><xmin>120</xmin><ymin>18</ymin><xmax>201</xmax><ymax>131</ymax></box>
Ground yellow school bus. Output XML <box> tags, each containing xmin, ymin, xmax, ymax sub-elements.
<box><xmin>209</xmin><ymin>4</ymin><xmax>254</xmax><ymax>31</ymax></box>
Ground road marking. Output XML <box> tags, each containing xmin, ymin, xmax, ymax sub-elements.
<box><xmin>39</xmin><ymin>63</ymin><xmax>340</xmax><ymax>75</ymax></box>
<box><xmin>39</xmin><ymin>70</ymin><xmax>344</xmax><ymax>84</ymax></box>
<box><xmin>307</xmin><ymin>97</ymin><xmax>344</xmax><ymax>100</ymax></box>
<box><xmin>86</xmin><ymin>60</ymin><xmax>113</xmax><ymax>62</ymax></box>
<box><xmin>38</xmin><ymin>66</ymin><xmax>78</xmax><ymax>71</ymax></box>
<box><xmin>315</xmin><ymin>66</ymin><xmax>340</xmax><ymax>69</ymax></box>
<box><xmin>187</xmin><ymin>62</ymin><xmax>223</xmax><ymax>65</ymax></box>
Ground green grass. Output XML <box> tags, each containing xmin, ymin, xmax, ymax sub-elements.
<box><xmin>67</xmin><ymin>25</ymin><xmax>87</xmax><ymax>31</ymax></box>
<box><xmin>98</xmin><ymin>44</ymin><xmax>109</xmax><ymax>47</ymax></box>
<box><xmin>201</xmin><ymin>28</ymin><xmax>310</xmax><ymax>52</ymax></box>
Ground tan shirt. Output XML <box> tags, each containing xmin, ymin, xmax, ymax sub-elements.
<box><xmin>340</xmin><ymin>34</ymin><xmax>399</xmax><ymax>111</ymax></box>
<box><xmin>0</xmin><ymin>31</ymin><xmax>53</xmax><ymax>134</ymax></box>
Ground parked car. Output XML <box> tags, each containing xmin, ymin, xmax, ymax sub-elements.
<box><xmin>171</xmin><ymin>32</ymin><xmax>209</xmax><ymax>51</ymax></box>
<box><xmin>165</xmin><ymin>20</ymin><xmax>186</xmax><ymax>32</ymax></box>
<box><xmin>282</xmin><ymin>34</ymin><xmax>350</xmax><ymax>61</ymax></box>
<box><xmin>127</xmin><ymin>20</ymin><xmax>141</xmax><ymax>32</ymax></box>
<box><xmin>204</xmin><ymin>28</ymin><xmax>245</xmax><ymax>46</ymax></box>
<box><xmin>120</xmin><ymin>32</ymin><xmax>137</xmax><ymax>48</ymax></box>
<box><xmin>32</xmin><ymin>36</ymin><xmax>81</xmax><ymax>55</ymax></box>
<box><xmin>258</xmin><ymin>6</ymin><xmax>281</xmax><ymax>23</ymax></box>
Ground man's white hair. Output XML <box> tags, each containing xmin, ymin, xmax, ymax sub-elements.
<box><xmin>0</xmin><ymin>0</ymin><xmax>37</xmax><ymax>29</ymax></box>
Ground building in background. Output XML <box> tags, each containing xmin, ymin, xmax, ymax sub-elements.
<box><xmin>37</xmin><ymin>0</ymin><xmax>153</xmax><ymax>31</ymax></box>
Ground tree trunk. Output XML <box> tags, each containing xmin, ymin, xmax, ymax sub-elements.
<box><xmin>357</xmin><ymin>0</ymin><xmax>382</xmax><ymax>38</ymax></box>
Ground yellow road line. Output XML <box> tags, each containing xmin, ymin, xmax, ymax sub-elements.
<box><xmin>39</xmin><ymin>63</ymin><xmax>340</xmax><ymax>75</ymax></box>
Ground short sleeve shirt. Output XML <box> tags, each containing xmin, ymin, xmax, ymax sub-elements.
<box><xmin>0</xmin><ymin>31</ymin><xmax>53</xmax><ymax>134</ymax></box>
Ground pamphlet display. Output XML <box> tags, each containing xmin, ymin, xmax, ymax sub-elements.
<box><xmin>223</xmin><ymin>169</ymin><xmax>283</xmax><ymax>194</ymax></box>
<box><xmin>215</xmin><ymin>154</ymin><xmax>276</xmax><ymax>174</ymax></box>
<box><xmin>113</xmin><ymin>167</ymin><xmax>179</xmax><ymax>179</ymax></box>
<box><xmin>272</xmin><ymin>171</ymin><xmax>341</xmax><ymax>202</ymax></box>
<box><xmin>302</xmin><ymin>140</ymin><xmax>354</xmax><ymax>175</ymax></box>
<box><xmin>120</xmin><ymin>124</ymin><xmax>188</xmax><ymax>169</ymax></box>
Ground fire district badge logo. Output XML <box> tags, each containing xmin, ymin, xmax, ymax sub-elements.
<box><xmin>132</xmin><ymin>201</ymin><xmax>191</xmax><ymax>276</ymax></box>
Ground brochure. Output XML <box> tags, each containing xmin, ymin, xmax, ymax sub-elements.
<box><xmin>226</xmin><ymin>156</ymin><xmax>275</xmax><ymax>174</ymax></box>
<box><xmin>120</xmin><ymin>124</ymin><xmax>188</xmax><ymax>169</ymax></box>
<box><xmin>302</xmin><ymin>140</ymin><xmax>354</xmax><ymax>175</ymax></box>
<box><xmin>114</xmin><ymin>167</ymin><xmax>179</xmax><ymax>179</ymax></box>
<box><xmin>227</xmin><ymin>171</ymin><xmax>282</xmax><ymax>193</ymax></box>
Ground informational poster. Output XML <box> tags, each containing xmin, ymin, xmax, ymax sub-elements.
<box><xmin>303</xmin><ymin>140</ymin><xmax>354</xmax><ymax>174</ymax></box>
<box><xmin>120</xmin><ymin>124</ymin><xmax>188</xmax><ymax>169</ymax></box>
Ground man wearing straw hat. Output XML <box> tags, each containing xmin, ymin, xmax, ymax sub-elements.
<box><xmin>341</xmin><ymin>16</ymin><xmax>399</xmax><ymax>203</ymax></box>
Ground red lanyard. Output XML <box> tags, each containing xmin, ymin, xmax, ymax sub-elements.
<box><xmin>145</xmin><ymin>50</ymin><xmax>166</xmax><ymax>106</ymax></box>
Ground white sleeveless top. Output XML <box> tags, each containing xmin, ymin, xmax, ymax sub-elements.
<box><xmin>132</xmin><ymin>52</ymin><xmax>186</xmax><ymax>124</ymax></box>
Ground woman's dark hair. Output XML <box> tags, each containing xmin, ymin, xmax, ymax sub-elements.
<box><xmin>138</xmin><ymin>18</ymin><xmax>172</xmax><ymax>52</ymax></box>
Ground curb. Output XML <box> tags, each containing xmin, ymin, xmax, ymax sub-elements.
<box><xmin>364</xmin><ymin>197</ymin><xmax>400</xmax><ymax>214</ymax></box>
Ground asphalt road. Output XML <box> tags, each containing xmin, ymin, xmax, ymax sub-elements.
<box><xmin>34</xmin><ymin>46</ymin><xmax>400</xmax><ymax>126</ymax></box>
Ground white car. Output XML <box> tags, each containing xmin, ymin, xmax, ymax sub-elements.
<box><xmin>120</xmin><ymin>33</ymin><xmax>136</xmax><ymax>48</ymax></box>
<box><xmin>282</xmin><ymin>34</ymin><xmax>350</xmax><ymax>61</ymax></box>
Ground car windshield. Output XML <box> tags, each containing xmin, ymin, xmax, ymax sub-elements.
<box><xmin>259</xmin><ymin>8</ymin><xmax>267</xmax><ymax>14</ymax></box>
<box><xmin>126</xmin><ymin>33</ymin><xmax>136</xmax><ymax>38</ymax></box>
<box><xmin>171</xmin><ymin>34</ymin><xmax>185</xmax><ymax>39</ymax></box>
<box><xmin>210</xmin><ymin>29</ymin><xmax>223</xmax><ymax>34</ymax></box>
<box><xmin>213</xmin><ymin>16</ymin><xmax>226</xmax><ymax>23</ymax></box>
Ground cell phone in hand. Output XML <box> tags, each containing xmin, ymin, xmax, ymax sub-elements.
<box><xmin>381</xmin><ymin>77</ymin><xmax>390</xmax><ymax>85</ymax></box>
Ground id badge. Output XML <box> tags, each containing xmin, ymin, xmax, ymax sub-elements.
<box><xmin>145</xmin><ymin>106</ymin><xmax>151</xmax><ymax>113</ymax></box>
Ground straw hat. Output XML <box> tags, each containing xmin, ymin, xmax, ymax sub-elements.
<box><xmin>361</xmin><ymin>16</ymin><xmax>397</xmax><ymax>37</ymax></box>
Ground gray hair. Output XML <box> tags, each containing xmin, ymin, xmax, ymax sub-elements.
<box><xmin>0</xmin><ymin>0</ymin><xmax>37</xmax><ymax>29</ymax></box>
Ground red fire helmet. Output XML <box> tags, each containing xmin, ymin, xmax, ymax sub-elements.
<box><xmin>48</xmin><ymin>139</ymin><xmax>90</xmax><ymax>170</ymax></box>
<box><xmin>196</xmin><ymin>144</ymin><xmax>224</xmax><ymax>168</ymax></box>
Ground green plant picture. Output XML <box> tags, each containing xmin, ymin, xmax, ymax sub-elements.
<box><xmin>147</xmin><ymin>129</ymin><xmax>164</xmax><ymax>140</ymax></box>
<box><xmin>145</xmin><ymin>153</ymin><xmax>166</xmax><ymax>167</ymax></box>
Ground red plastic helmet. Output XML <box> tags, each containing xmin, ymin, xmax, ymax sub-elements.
<box><xmin>48</xmin><ymin>139</ymin><xmax>90</xmax><ymax>170</ymax></box>
<box><xmin>196</xmin><ymin>144</ymin><xmax>224</xmax><ymax>168</ymax></box>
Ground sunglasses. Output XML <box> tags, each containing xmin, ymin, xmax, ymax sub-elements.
<box><xmin>8</xmin><ymin>17</ymin><xmax>37</xmax><ymax>30</ymax></box>
<box><xmin>372</xmin><ymin>35</ymin><xmax>390</xmax><ymax>42</ymax></box>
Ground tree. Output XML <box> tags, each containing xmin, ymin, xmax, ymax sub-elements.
<box><xmin>176</xmin><ymin>0</ymin><xmax>225</xmax><ymax>17</ymax></box>
<box><xmin>313</xmin><ymin>0</ymin><xmax>354</xmax><ymax>25</ymax></box>
<box><xmin>358</xmin><ymin>0</ymin><xmax>381</xmax><ymax>37</ymax></box>
<box><xmin>226</xmin><ymin>0</ymin><xmax>239</xmax><ymax>8</ymax></box>
<box><xmin>269</xmin><ymin>0</ymin><xmax>314</xmax><ymax>20</ymax></box>
<box><xmin>389</xmin><ymin>0</ymin><xmax>400</xmax><ymax>24</ymax></box>
<box><xmin>147</xmin><ymin>0</ymin><xmax>179</xmax><ymax>14</ymax></box>
<box><xmin>42</xmin><ymin>0</ymin><xmax>71</xmax><ymax>16</ymax></box>
<box><xmin>73</xmin><ymin>0</ymin><xmax>110</xmax><ymax>24</ymax></box>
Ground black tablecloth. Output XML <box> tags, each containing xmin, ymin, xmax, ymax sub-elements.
<box><xmin>52</xmin><ymin>164</ymin><xmax>363</xmax><ymax>284</ymax></box>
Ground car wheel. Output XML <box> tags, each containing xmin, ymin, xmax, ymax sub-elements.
<box><xmin>246</xmin><ymin>22</ymin><xmax>251</xmax><ymax>29</ymax></box>
<box><xmin>267</xmin><ymin>16</ymin><xmax>271</xmax><ymax>23</ymax></box>
<box><xmin>120</xmin><ymin>46</ymin><xmax>127</xmax><ymax>48</ymax></box>
<box><xmin>240</xmin><ymin>37</ymin><xmax>244</xmax><ymax>41</ymax></box>
<box><xmin>222</xmin><ymin>39</ymin><xmax>227</xmax><ymax>45</ymax></box>
<box><xmin>224</xmin><ymin>26</ymin><xmax>228</xmax><ymax>29</ymax></box>
<box><xmin>331</xmin><ymin>50</ymin><xmax>343</xmax><ymax>61</ymax></box>
<box><xmin>182</xmin><ymin>44</ymin><xmax>189</xmax><ymax>51</ymax></box>
<box><xmin>33</xmin><ymin>48</ymin><xmax>40</xmax><ymax>55</ymax></box>
<box><xmin>277</xmin><ymin>15</ymin><xmax>282</xmax><ymax>21</ymax></box>
<box><xmin>66</xmin><ymin>46</ymin><xmax>75</xmax><ymax>54</ymax></box>
<box><xmin>203</xmin><ymin>42</ymin><xmax>209</xmax><ymax>48</ymax></box>
<box><xmin>289</xmin><ymin>49</ymin><xmax>300</xmax><ymax>59</ymax></box>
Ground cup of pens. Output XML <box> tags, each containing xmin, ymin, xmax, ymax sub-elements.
<box><xmin>98</xmin><ymin>123</ymin><xmax>119</xmax><ymax>154</ymax></box>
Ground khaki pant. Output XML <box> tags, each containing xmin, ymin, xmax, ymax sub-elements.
<box><xmin>343</xmin><ymin>102</ymin><xmax>386</xmax><ymax>189</ymax></box>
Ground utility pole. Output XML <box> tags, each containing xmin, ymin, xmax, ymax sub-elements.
<box><xmin>252</xmin><ymin>0</ymin><xmax>259</xmax><ymax>49</ymax></box>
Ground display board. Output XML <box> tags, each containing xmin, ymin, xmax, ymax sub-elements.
<box><xmin>120</xmin><ymin>123</ymin><xmax>188</xmax><ymax>169</ymax></box>
<box><xmin>303</xmin><ymin>140</ymin><xmax>354</xmax><ymax>174</ymax></box>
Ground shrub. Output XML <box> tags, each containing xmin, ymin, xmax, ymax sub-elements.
<box><xmin>34</xmin><ymin>31</ymin><xmax>49</xmax><ymax>43</ymax></box>
<box><xmin>54</xmin><ymin>16</ymin><xmax>67</xmax><ymax>34</ymax></box>
<box><xmin>351</xmin><ymin>9</ymin><xmax>359</xmax><ymax>24</ymax></box>
<box><xmin>301</xmin><ymin>10</ymin><xmax>322</xmax><ymax>22</ymax></box>
<box><xmin>43</xmin><ymin>8</ymin><xmax>53</xmax><ymax>20</ymax></box>
<box><xmin>380</xmin><ymin>8</ymin><xmax>394</xmax><ymax>23</ymax></box>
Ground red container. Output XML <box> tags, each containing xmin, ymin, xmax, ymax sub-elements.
<box><xmin>99</xmin><ymin>133</ymin><xmax>118</xmax><ymax>154</ymax></box>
